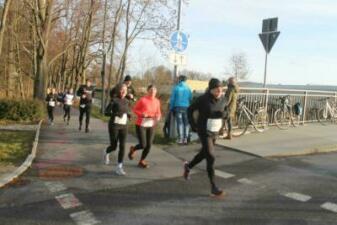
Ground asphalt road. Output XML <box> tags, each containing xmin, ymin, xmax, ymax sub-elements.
<box><xmin>0</xmin><ymin>110</ymin><xmax>337</xmax><ymax>225</ymax></box>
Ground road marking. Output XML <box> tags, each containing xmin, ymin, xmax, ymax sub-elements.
<box><xmin>281</xmin><ymin>192</ymin><xmax>312</xmax><ymax>202</ymax></box>
<box><xmin>238</xmin><ymin>178</ymin><xmax>256</xmax><ymax>185</ymax></box>
<box><xmin>321</xmin><ymin>202</ymin><xmax>337</xmax><ymax>213</ymax></box>
<box><xmin>70</xmin><ymin>210</ymin><xmax>101</xmax><ymax>225</ymax></box>
<box><xmin>55</xmin><ymin>193</ymin><xmax>82</xmax><ymax>209</ymax></box>
<box><xmin>215</xmin><ymin>170</ymin><xmax>235</xmax><ymax>179</ymax></box>
<box><xmin>45</xmin><ymin>182</ymin><xmax>67</xmax><ymax>193</ymax></box>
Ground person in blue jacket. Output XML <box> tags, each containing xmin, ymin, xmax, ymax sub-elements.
<box><xmin>170</xmin><ymin>75</ymin><xmax>192</xmax><ymax>144</ymax></box>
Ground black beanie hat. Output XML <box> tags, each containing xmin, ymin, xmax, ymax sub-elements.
<box><xmin>208</xmin><ymin>78</ymin><xmax>222</xmax><ymax>90</ymax></box>
<box><xmin>124</xmin><ymin>75</ymin><xmax>132</xmax><ymax>82</ymax></box>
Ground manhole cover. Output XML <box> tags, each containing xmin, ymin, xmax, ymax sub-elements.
<box><xmin>39</xmin><ymin>166</ymin><xmax>84</xmax><ymax>180</ymax></box>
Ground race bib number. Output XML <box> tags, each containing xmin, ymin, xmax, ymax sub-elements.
<box><xmin>114</xmin><ymin>114</ymin><xmax>127</xmax><ymax>125</ymax></box>
<box><xmin>207</xmin><ymin>119</ymin><xmax>223</xmax><ymax>133</ymax></box>
<box><xmin>49</xmin><ymin>101</ymin><xmax>56</xmax><ymax>107</ymax></box>
<box><xmin>141</xmin><ymin>118</ymin><xmax>154</xmax><ymax>127</ymax></box>
<box><xmin>80</xmin><ymin>104</ymin><xmax>86</xmax><ymax>109</ymax></box>
<box><xmin>65</xmin><ymin>99</ymin><xmax>73</xmax><ymax>105</ymax></box>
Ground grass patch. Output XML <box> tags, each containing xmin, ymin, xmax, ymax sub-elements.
<box><xmin>91</xmin><ymin>106</ymin><xmax>110</xmax><ymax>123</ymax></box>
<box><xmin>0</xmin><ymin>130</ymin><xmax>35</xmax><ymax>165</ymax></box>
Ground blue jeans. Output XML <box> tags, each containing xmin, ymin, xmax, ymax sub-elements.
<box><xmin>174</xmin><ymin>107</ymin><xmax>189</xmax><ymax>140</ymax></box>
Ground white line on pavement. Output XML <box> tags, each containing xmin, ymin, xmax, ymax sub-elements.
<box><xmin>45</xmin><ymin>182</ymin><xmax>67</xmax><ymax>193</ymax></box>
<box><xmin>281</xmin><ymin>192</ymin><xmax>312</xmax><ymax>202</ymax></box>
<box><xmin>70</xmin><ymin>210</ymin><xmax>101</xmax><ymax>225</ymax></box>
<box><xmin>215</xmin><ymin>170</ymin><xmax>235</xmax><ymax>179</ymax></box>
<box><xmin>321</xmin><ymin>202</ymin><xmax>337</xmax><ymax>213</ymax></box>
<box><xmin>55</xmin><ymin>193</ymin><xmax>82</xmax><ymax>209</ymax></box>
<box><xmin>238</xmin><ymin>178</ymin><xmax>256</xmax><ymax>185</ymax></box>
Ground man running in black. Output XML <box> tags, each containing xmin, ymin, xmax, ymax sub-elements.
<box><xmin>184</xmin><ymin>78</ymin><xmax>227</xmax><ymax>197</ymax></box>
<box><xmin>110</xmin><ymin>75</ymin><xmax>136</xmax><ymax>102</ymax></box>
<box><xmin>77</xmin><ymin>79</ymin><xmax>95</xmax><ymax>133</ymax></box>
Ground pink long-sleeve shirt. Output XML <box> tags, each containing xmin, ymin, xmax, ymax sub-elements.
<box><xmin>133</xmin><ymin>95</ymin><xmax>161</xmax><ymax>126</ymax></box>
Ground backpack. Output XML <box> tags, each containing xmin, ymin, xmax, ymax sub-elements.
<box><xmin>293</xmin><ymin>102</ymin><xmax>303</xmax><ymax>116</ymax></box>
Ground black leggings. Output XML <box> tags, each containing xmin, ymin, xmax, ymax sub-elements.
<box><xmin>64</xmin><ymin>105</ymin><xmax>71</xmax><ymax>121</ymax></box>
<box><xmin>106</xmin><ymin>123</ymin><xmax>127</xmax><ymax>164</ymax></box>
<box><xmin>79</xmin><ymin>105</ymin><xmax>91</xmax><ymax>128</ymax></box>
<box><xmin>134</xmin><ymin>125</ymin><xmax>155</xmax><ymax>161</ymax></box>
<box><xmin>47</xmin><ymin>106</ymin><xmax>54</xmax><ymax>122</ymax></box>
<box><xmin>188</xmin><ymin>134</ymin><xmax>217</xmax><ymax>188</ymax></box>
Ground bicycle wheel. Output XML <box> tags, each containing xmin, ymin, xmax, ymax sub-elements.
<box><xmin>253</xmin><ymin>110</ymin><xmax>268</xmax><ymax>132</ymax></box>
<box><xmin>232</xmin><ymin>112</ymin><xmax>249</xmax><ymax>137</ymax></box>
<box><xmin>317</xmin><ymin>108</ymin><xmax>329</xmax><ymax>125</ymax></box>
<box><xmin>274</xmin><ymin>109</ymin><xmax>291</xmax><ymax>130</ymax></box>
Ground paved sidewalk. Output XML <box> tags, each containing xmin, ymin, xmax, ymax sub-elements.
<box><xmin>217</xmin><ymin>123</ymin><xmax>337</xmax><ymax>157</ymax></box>
<box><xmin>0</xmin><ymin>107</ymin><xmax>184</xmax><ymax>206</ymax></box>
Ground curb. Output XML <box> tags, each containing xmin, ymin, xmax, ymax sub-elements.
<box><xmin>0</xmin><ymin>120</ymin><xmax>43</xmax><ymax>188</ymax></box>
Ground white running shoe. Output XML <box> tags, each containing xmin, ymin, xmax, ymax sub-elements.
<box><xmin>115</xmin><ymin>166</ymin><xmax>126</xmax><ymax>176</ymax></box>
<box><xmin>103</xmin><ymin>150</ymin><xmax>110</xmax><ymax>165</ymax></box>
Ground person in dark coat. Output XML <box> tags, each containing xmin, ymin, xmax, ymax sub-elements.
<box><xmin>183</xmin><ymin>78</ymin><xmax>227</xmax><ymax>197</ymax></box>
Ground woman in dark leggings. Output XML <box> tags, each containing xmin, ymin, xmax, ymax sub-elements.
<box><xmin>128</xmin><ymin>85</ymin><xmax>161</xmax><ymax>169</ymax></box>
<box><xmin>184</xmin><ymin>78</ymin><xmax>227</xmax><ymax>197</ymax></box>
<box><xmin>104</xmin><ymin>84</ymin><xmax>130</xmax><ymax>176</ymax></box>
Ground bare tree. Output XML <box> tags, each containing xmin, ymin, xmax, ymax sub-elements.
<box><xmin>226</xmin><ymin>52</ymin><xmax>250</xmax><ymax>80</ymax></box>
<box><xmin>0</xmin><ymin>0</ymin><xmax>12</xmax><ymax>56</ymax></box>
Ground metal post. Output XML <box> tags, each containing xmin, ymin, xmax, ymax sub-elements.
<box><xmin>302</xmin><ymin>91</ymin><xmax>308</xmax><ymax>125</ymax></box>
<box><xmin>263</xmin><ymin>52</ymin><xmax>268</xmax><ymax>88</ymax></box>
<box><xmin>173</xmin><ymin>0</ymin><xmax>182</xmax><ymax>82</ymax></box>
<box><xmin>264</xmin><ymin>88</ymin><xmax>270</xmax><ymax>126</ymax></box>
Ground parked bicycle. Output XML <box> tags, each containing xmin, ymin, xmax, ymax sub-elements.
<box><xmin>316</xmin><ymin>97</ymin><xmax>337</xmax><ymax>125</ymax></box>
<box><xmin>227</xmin><ymin>96</ymin><xmax>268</xmax><ymax>137</ymax></box>
<box><xmin>274</xmin><ymin>95</ymin><xmax>301</xmax><ymax>129</ymax></box>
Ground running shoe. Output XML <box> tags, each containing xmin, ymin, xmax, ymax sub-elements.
<box><xmin>115</xmin><ymin>166</ymin><xmax>126</xmax><ymax>176</ymax></box>
<box><xmin>128</xmin><ymin>146</ymin><xmax>136</xmax><ymax>160</ymax></box>
<box><xmin>103</xmin><ymin>150</ymin><xmax>110</xmax><ymax>165</ymax></box>
<box><xmin>138</xmin><ymin>160</ymin><xmax>149</xmax><ymax>169</ymax></box>
<box><xmin>211</xmin><ymin>186</ymin><xmax>224</xmax><ymax>196</ymax></box>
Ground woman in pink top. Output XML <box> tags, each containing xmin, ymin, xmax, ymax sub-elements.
<box><xmin>128</xmin><ymin>85</ymin><xmax>161</xmax><ymax>168</ymax></box>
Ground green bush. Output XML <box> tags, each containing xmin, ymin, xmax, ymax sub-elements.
<box><xmin>0</xmin><ymin>99</ymin><xmax>45</xmax><ymax>123</ymax></box>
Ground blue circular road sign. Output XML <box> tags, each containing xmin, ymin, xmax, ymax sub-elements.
<box><xmin>170</xmin><ymin>31</ymin><xmax>188</xmax><ymax>53</ymax></box>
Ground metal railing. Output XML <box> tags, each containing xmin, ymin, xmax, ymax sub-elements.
<box><xmin>234</xmin><ymin>87</ymin><xmax>337</xmax><ymax>125</ymax></box>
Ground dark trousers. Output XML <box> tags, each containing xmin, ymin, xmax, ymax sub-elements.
<box><xmin>106</xmin><ymin>123</ymin><xmax>127</xmax><ymax>164</ymax></box>
<box><xmin>47</xmin><ymin>106</ymin><xmax>54</xmax><ymax>122</ymax></box>
<box><xmin>227</xmin><ymin>117</ymin><xmax>232</xmax><ymax>133</ymax></box>
<box><xmin>64</xmin><ymin>105</ymin><xmax>71</xmax><ymax>121</ymax></box>
<box><xmin>134</xmin><ymin>125</ymin><xmax>155</xmax><ymax>161</ymax></box>
<box><xmin>79</xmin><ymin>105</ymin><xmax>91</xmax><ymax>128</ymax></box>
<box><xmin>188</xmin><ymin>133</ymin><xmax>217</xmax><ymax>188</ymax></box>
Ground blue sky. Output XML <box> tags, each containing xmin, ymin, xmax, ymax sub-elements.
<box><xmin>130</xmin><ymin>0</ymin><xmax>337</xmax><ymax>86</ymax></box>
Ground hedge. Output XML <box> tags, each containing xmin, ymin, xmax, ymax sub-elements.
<box><xmin>0</xmin><ymin>99</ymin><xmax>45</xmax><ymax>122</ymax></box>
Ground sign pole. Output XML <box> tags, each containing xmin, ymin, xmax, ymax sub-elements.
<box><xmin>173</xmin><ymin>0</ymin><xmax>182</xmax><ymax>82</ymax></box>
<box><xmin>263</xmin><ymin>52</ymin><xmax>268</xmax><ymax>88</ymax></box>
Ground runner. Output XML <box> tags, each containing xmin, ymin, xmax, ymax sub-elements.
<box><xmin>183</xmin><ymin>78</ymin><xmax>227</xmax><ymax>197</ymax></box>
<box><xmin>128</xmin><ymin>85</ymin><xmax>161</xmax><ymax>168</ymax></box>
<box><xmin>110</xmin><ymin>75</ymin><xmax>137</xmax><ymax>102</ymax></box>
<box><xmin>77</xmin><ymin>79</ymin><xmax>96</xmax><ymax>133</ymax></box>
<box><xmin>63</xmin><ymin>88</ymin><xmax>74</xmax><ymax>125</ymax></box>
<box><xmin>45</xmin><ymin>88</ymin><xmax>57</xmax><ymax>125</ymax></box>
<box><xmin>103</xmin><ymin>84</ymin><xmax>130</xmax><ymax>176</ymax></box>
